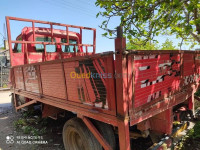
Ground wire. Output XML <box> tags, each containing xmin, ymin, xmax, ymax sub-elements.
<box><xmin>41</xmin><ymin>0</ymin><xmax>119</xmax><ymax>25</ymax></box>
<box><xmin>42</xmin><ymin>0</ymin><xmax>96</xmax><ymax>18</ymax></box>
<box><xmin>59</xmin><ymin>0</ymin><xmax>98</xmax><ymax>15</ymax></box>
<box><xmin>0</xmin><ymin>33</ymin><xmax>5</xmax><ymax>39</ymax></box>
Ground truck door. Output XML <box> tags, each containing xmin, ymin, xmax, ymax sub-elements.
<box><xmin>12</xmin><ymin>36</ymin><xmax>25</xmax><ymax>66</ymax></box>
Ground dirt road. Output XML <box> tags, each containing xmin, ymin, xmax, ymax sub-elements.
<box><xmin>0</xmin><ymin>90</ymin><xmax>11</xmax><ymax>114</ymax></box>
<box><xmin>0</xmin><ymin>91</ymin><xmax>64</xmax><ymax>150</ymax></box>
<box><xmin>0</xmin><ymin>90</ymin><xmax>33</xmax><ymax>150</ymax></box>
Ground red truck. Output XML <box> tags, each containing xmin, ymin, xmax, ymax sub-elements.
<box><xmin>6</xmin><ymin>16</ymin><xmax>200</xmax><ymax>150</ymax></box>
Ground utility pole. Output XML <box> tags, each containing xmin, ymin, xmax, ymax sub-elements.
<box><xmin>0</xmin><ymin>62</ymin><xmax>2</xmax><ymax>88</ymax></box>
<box><xmin>4</xmin><ymin>23</ymin><xmax>7</xmax><ymax>40</ymax></box>
<box><xmin>3</xmin><ymin>23</ymin><xmax>9</xmax><ymax>50</ymax></box>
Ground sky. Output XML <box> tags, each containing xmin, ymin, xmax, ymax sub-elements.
<box><xmin>0</xmin><ymin>0</ymin><xmax>198</xmax><ymax>52</ymax></box>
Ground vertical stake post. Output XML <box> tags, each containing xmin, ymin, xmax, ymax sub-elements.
<box><xmin>115</xmin><ymin>26</ymin><xmax>130</xmax><ymax>150</ymax></box>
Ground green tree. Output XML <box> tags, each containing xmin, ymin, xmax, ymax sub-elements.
<box><xmin>127</xmin><ymin>38</ymin><xmax>176</xmax><ymax>50</ymax></box>
<box><xmin>95</xmin><ymin>0</ymin><xmax>200</xmax><ymax>48</ymax></box>
<box><xmin>126</xmin><ymin>39</ymin><xmax>159</xmax><ymax>50</ymax></box>
<box><xmin>160</xmin><ymin>38</ymin><xmax>177</xmax><ymax>50</ymax></box>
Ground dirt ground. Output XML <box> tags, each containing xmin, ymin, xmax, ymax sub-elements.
<box><xmin>0</xmin><ymin>111</ymin><xmax>65</xmax><ymax>150</ymax></box>
<box><xmin>0</xmin><ymin>91</ymin><xmax>12</xmax><ymax>114</ymax></box>
<box><xmin>0</xmin><ymin>90</ymin><xmax>64</xmax><ymax>150</ymax></box>
<box><xmin>0</xmin><ymin>112</ymin><xmax>36</xmax><ymax>150</ymax></box>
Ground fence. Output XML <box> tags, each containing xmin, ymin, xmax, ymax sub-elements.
<box><xmin>0</xmin><ymin>55</ymin><xmax>10</xmax><ymax>89</ymax></box>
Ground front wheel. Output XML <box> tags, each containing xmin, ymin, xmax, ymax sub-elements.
<box><xmin>11</xmin><ymin>94</ymin><xmax>16</xmax><ymax>113</ymax></box>
<box><xmin>62</xmin><ymin>117</ymin><xmax>101</xmax><ymax>150</ymax></box>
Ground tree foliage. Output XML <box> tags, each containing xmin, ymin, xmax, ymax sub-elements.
<box><xmin>127</xmin><ymin>38</ymin><xmax>177</xmax><ymax>50</ymax></box>
<box><xmin>160</xmin><ymin>38</ymin><xmax>177</xmax><ymax>50</ymax></box>
<box><xmin>95</xmin><ymin>0</ymin><xmax>200</xmax><ymax>48</ymax></box>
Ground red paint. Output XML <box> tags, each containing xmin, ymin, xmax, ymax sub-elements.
<box><xmin>6</xmin><ymin>16</ymin><xmax>96</xmax><ymax>67</ymax></box>
<box><xmin>7</xmin><ymin>17</ymin><xmax>200</xmax><ymax>150</ymax></box>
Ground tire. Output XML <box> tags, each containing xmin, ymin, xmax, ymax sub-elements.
<box><xmin>11</xmin><ymin>94</ymin><xmax>22</xmax><ymax>107</ymax></box>
<box><xmin>11</xmin><ymin>94</ymin><xmax>16</xmax><ymax>112</ymax></box>
<box><xmin>62</xmin><ymin>117</ymin><xmax>101</xmax><ymax>150</ymax></box>
<box><xmin>93</xmin><ymin>120</ymin><xmax>116</xmax><ymax>150</ymax></box>
<box><xmin>11</xmin><ymin>94</ymin><xmax>22</xmax><ymax>114</ymax></box>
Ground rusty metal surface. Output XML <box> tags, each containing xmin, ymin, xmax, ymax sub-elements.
<box><xmin>42</xmin><ymin>104</ymin><xmax>64</xmax><ymax>119</ymax></box>
<box><xmin>13</xmin><ymin>90</ymin><xmax>118</xmax><ymax>126</ymax></box>
<box><xmin>16</xmin><ymin>99</ymin><xmax>36</xmax><ymax>110</ymax></box>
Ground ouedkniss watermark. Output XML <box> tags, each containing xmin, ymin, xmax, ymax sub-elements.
<box><xmin>70</xmin><ymin>71</ymin><xmax>132</xmax><ymax>79</ymax></box>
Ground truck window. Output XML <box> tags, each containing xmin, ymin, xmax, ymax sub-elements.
<box><xmin>35</xmin><ymin>37</ymin><xmax>56</xmax><ymax>52</ymax></box>
<box><xmin>14</xmin><ymin>37</ymin><xmax>22</xmax><ymax>53</ymax></box>
<box><xmin>61</xmin><ymin>38</ymin><xmax>78</xmax><ymax>53</ymax></box>
<box><xmin>16</xmin><ymin>43</ymin><xmax>22</xmax><ymax>53</ymax></box>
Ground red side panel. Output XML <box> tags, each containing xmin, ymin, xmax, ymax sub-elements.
<box><xmin>64</xmin><ymin>54</ymin><xmax>116</xmax><ymax>111</ymax></box>
<box><xmin>132</xmin><ymin>53</ymin><xmax>181</xmax><ymax>108</ymax></box>
<box><xmin>28</xmin><ymin>53</ymin><xmax>44</xmax><ymax>64</ymax></box>
<box><xmin>12</xmin><ymin>53</ymin><xmax>25</xmax><ymax>66</ymax></box>
<box><xmin>46</xmin><ymin>52</ymin><xmax>61</xmax><ymax>61</ymax></box>
<box><xmin>12</xmin><ymin>52</ymin><xmax>116</xmax><ymax>115</ymax></box>
<box><xmin>23</xmin><ymin>66</ymin><xmax>39</xmax><ymax>93</ymax></box>
<box><xmin>182</xmin><ymin>53</ymin><xmax>196</xmax><ymax>86</ymax></box>
<box><xmin>128</xmin><ymin>51</ymin><xmax>197</xmax><ymax>126</ymax></box>
<box><xmin>40</xmin><ymin>63</ymin><xmax>66</xmax><ymax>99</ymax></box>
<box><xmin>14</xmin><ymin>67</ymin><xmax>24</xmax><ymax>90</ymax></box>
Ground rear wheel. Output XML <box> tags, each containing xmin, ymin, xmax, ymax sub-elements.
<box><xmin>11</xmin><ymin>94</ymin><xmax>16</xmax><ymax>113</ymax></box>
<box><xmin>62</xmin><ymin>117</ymin><xmax>101</xmax><ymax>150</ymax></box>
<box><xmin>93</xmin><ymin>120</ymin><xmax>116</xmax><ymax>150</ymax></box>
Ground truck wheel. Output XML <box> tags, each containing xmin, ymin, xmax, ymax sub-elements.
<box><xmin>93</xmin><ymin>120</ymin><xmax>116</xmax><ymax>150</ymax></box>
<box><xmin>11</xmin><ymin>94</ymin><xmax>22</xmax><ymax>113</ymax></box>
<box><xmin>62</xmin><ymin>118</ymin><xmax>101</xmax><ymax>150</ymax></box>
<box><xmin>11</xmin><ymin>94</ymin><xmax>16</xmax><ymax>113</ymax></box>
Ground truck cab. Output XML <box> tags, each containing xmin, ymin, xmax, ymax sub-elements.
<box><xmin>12</xmin><ymin>26</ymin><xmax>94</xmax><ymax>66</ymax></box>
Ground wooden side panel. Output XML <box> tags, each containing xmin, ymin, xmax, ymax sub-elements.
<box><xmin>23</xmin><ymin>65</ymin><xmax>39</xmax><ymax>93</ymax></box>
<box><xmin>182</xmin><ymin>53</ymin><xmax>196</xmax><ymax>86</ymax></box>
<box><xmin>64</xmin><ymin>61</ymin><xmax>81</xmax><ymax>103</ymax></box>
<box><xmin>64</xmin><ymin>55</ymin><xmax>115</xmax><ymax>111</ymax></box>
<box><xmin>64</xmin><ymin>58</ymin><xmax>106</xmax><ymax>105</ymax></box>
<box><xmin>40</xmin><ymin>63</ymin><xmax>66</xmax><ymax>99</ymax></box>
<box><xmin>12</xmin><ymin>53</ymin><xmax>116</xmax><ymax>115</ymax></box>
<box><xmin>128</xmin><ymin>51</ymin><xmax>197</xmax><ymax>125</ymax></box>
<box><xmin>132</xmin><ymin>53</ymin><xmax>181</xmax><ymax>108</ymax></box>
<box><xmin>14</xmin><ymin>67</ymin><xmax>24</xmax><ymax>90</ymax></box>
